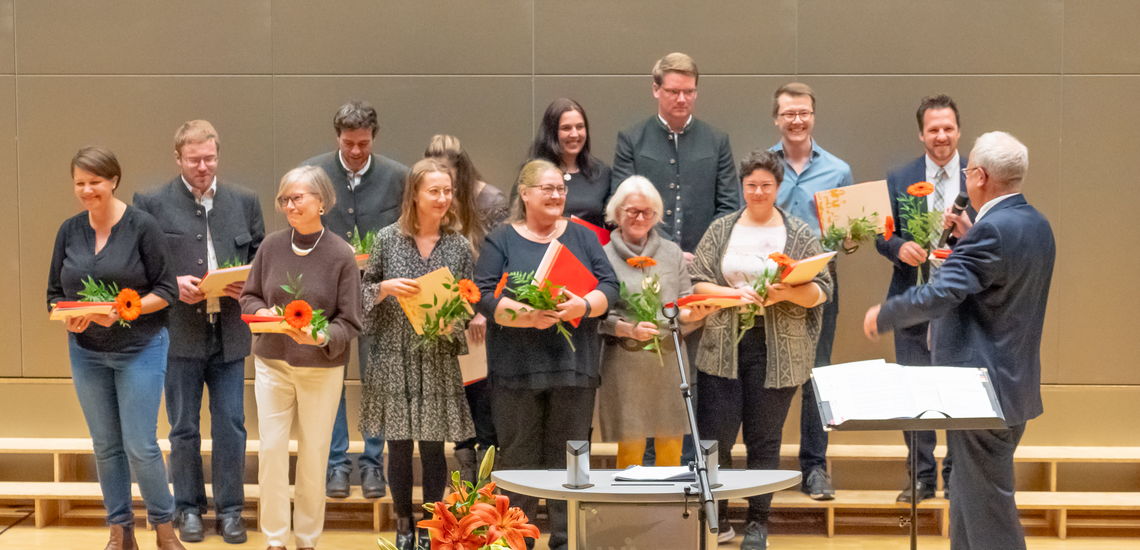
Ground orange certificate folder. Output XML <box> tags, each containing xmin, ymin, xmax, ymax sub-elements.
<box><xmin>458</xmin><ymin>329</ymin><xmax>488</xmax><ymax>386</ymax></box>
<box><xmin>570</xmin><ymin>215</ymin><xmax>610</xmax><ymax>245</ymax></box>
<box><xmin>534</xmin><ymin>238</ymin><xmax>599</xmax><ymax>328</ymax></box>
<box><xmin>814</xmin><ymin>180</ymin><xmax>891</xmax><ymax>235</ymax></box>
<box><xmin>397</xmin><ymin>267</ymin><xmax>473</xmax><ymax>336</ymax></box>
<box><xmin>241</xmin><ymin>314</ymin><xmax>291</xmax><ymax>333</ymax></box>
<box><xmin>780</xmin><ymin>251</ymin><xmax>838</xmax><ymax>286</ymax></box>
<box><xmin>197</xmin><ymin>265</ymin><xmax>251</xmax><ymax>298</ymax></box>
<box><xmin>50</xmin><ymin>301</ymin><xmax>115</xmax><ymax>320</ymax></box>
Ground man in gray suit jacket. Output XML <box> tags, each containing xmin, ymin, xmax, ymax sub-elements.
<box><xmin>134</xmin><ymin>120</ymin><xmax>265</xmax><ymax>544</ymax></box>
<box><xmin>303</xmin><ymin>101</ymin><xmax>408</xmax><ymax>500</ymax></box>
<box><xmin>866</xmin><ymin>132</ymin><xmax>1055</xmax><ymax>550</ymax></box>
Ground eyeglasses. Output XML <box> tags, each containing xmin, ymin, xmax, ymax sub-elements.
<box><xmin>182</xmin><ymin>155</ymin><xmax>218</xmax><ymax>167</ymax></box>
<box><xmin>658</xmin><ymin>87</ymin><xmax>698</xmax><ymax>100</ymax></box>
<box><xmin>961</xmin><ymin>166</ymin><xmax>981</xmax><ymax>178</ymax></box>
<box><xmin>278</xmin><ymin>193</ymin><xmax>311</xmax><ymax>208</ymax></box>
<box><xmin>778</xmin><ymin>111</ymin><xmax>814</xmax><ymax>122</ymax></box>
<box><xmin>622</xmin><ymin>206</ymin><xmax>657</xmax><ymax>220</ymax></box>
<box><xmin>533</xmin><ymin>185</ymin><xmax>568</xmax><ymax>197</ymax></box>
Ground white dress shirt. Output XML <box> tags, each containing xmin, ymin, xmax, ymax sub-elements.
<box><xmin>339</xmin><ymin>151</ymin><xmax>372</xmax><ymax>190</ymax></box>
<box><xmin>925</xmin><ymin>151</ymin><xmax>960</xmax><ymax>213</ymax></box>
<box><xmin>975</xmin><ymin>193</ymin><xmax>1022</xmax><ymax>222</ymax></box>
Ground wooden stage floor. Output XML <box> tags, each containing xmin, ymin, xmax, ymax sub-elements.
<box><xmin>0</xmin><ymin>525</ymin><xmax>1134</xmax><ymax>550</ymax></box>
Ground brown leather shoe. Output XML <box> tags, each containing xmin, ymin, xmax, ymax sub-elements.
<box><xmin>104</xmin><ymin>524</ymin><xmax>138</xmax><ymax>550</ymax></box>
<box><xmin>154</xmin><ymin>522</ymin><xmax>187</xmax><ymax>550</ymax></box>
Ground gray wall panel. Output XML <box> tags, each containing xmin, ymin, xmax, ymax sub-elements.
<box><xmin>272</xmin><ymin>0</ymin><xmax>532</xmax><ymax>75</ymax></box>
<box><xmin>15</xmin><ymin>0</ymin><xmax>272</xmax><ymax>75</ymax></box>
<box><xmin>0</xmin><ymin>1</ymin><xmax>12</xmax><ymax>74</ymax></box>
<box><xmin>0</xmin><ymin>76</ymin><xmax>17</xmax><ymax>376</ymax></box>
<box><xmin>17</xmin><ymin>76</ymin><xmax>274</xmax><ymax>376</ymax></box>
<box><xmin>1064</xmin><ymin>0</ymin><xmax>1140</xmax><ymax>74</ymax></box>
<box><xmin>798</xmin><ymin>0</ymin><xmax>1063</xmax><ymax>75</ymax></box>
<box><xmin>534</xmin><ymin>0</ymin><xmax>797</xmax><ymax>75</ymax></box>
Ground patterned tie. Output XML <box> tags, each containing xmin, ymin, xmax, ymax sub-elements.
<box><xmin>931</xmin><ymin>167</ymin><xmax>947</xmax><ymax>213</ymax></box>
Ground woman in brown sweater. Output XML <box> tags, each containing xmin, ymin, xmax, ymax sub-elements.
<box><xmin>240</xmin><ymin>165</ymin><xmax>363</xmax><ymax>550</ymax></box>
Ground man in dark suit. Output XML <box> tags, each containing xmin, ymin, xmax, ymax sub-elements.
<box><xmin>875</xmin><ymin>94</ymin><xmax>973</xmax><ymax>503</ymax></box>
<box><xmin>865</xmin><ymin>131</ymin><xmax>1055</xmax><ymax>550</ymax></box>
<box><xmin>303</xmin><ymin>101</ymin><xmax>408</xmax><ymax>500</ymax></box>
<box><xmin>134</xmin><ymin>120</ymin><xmax>265</xmax><ymax>544</ymax></box>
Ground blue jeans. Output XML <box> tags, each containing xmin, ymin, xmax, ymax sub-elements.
<box><xmin>328</xmin><ymin>333</ymin><xmax>384</xmax><ymax>475</ymax></box>
<box><xmin>799</xmin><ymin>264</ymin><xmax>837</xmax><ymax>474</ymax></box>
<box><xmin>69</xmin><ymin>328</ymin><xmax>175</xmax><ymax>527</ymax></box>
<box><xmin>166</xmin><ymin>350</ymin><xmax>247</xmax><ymax>517</ymax></box>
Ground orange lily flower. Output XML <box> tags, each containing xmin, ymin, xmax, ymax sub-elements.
<box><xmin>470</xmin><ymin>495</ymin><xmax>540</xmax><ymax>550</ymax></box>
<box><xmin>417</xmin><ymin>501</ymin><xmax>487</xmax><ymax>550</ymax></box>
<box><xmin>477</xmin><ymin>481</ymin><xmax>497</xmax><ymax>502</ymax></box>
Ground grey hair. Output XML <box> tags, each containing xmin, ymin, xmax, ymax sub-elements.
<box><xmin>605</xmin><ymin>175</ymin><xmax>664</xmax><ymax>226</ymax></box>
<box><xmin>333</xmin><ymin>100</ymin><xmax>379</xmax><ymax>137</ymax></box>
<box><xmin>971</xmin><ymin>131</ymin><xmax>1028</xmax><ymax>186</ymax></box>
<box><xmin>276</xmin><ymin>165</ymin><xmax>336</xmax><ymax>213</ymax></box>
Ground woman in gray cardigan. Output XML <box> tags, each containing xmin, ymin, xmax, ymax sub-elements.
<box><xmin>689</xmin><ymin>150</ymin><xmax>833</xmax><ymax>550</ymax></box>
<box><xmin>597</xmin><ymin>176</ymin><xmax>718</xmax><ymax>469</ymax></box>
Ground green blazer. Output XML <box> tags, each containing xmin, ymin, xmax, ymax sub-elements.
<box><xmin>690</xmin><ymin>208</ymin><xmax>832</xmax><ymax>388</ymax></box>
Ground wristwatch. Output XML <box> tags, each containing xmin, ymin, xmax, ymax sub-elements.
<box><xmin>582</xmin><ymin>300</ymin><xmax>592</xmax><ymax>318</ymax></box>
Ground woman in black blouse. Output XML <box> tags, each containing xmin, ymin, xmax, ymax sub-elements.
<box><xmin>46</xmin><ymin>147</ymin><xmax>183</xmax><ymax>550</ymax></box>
<box><xmin>474</xmin><ymin>159</ymin><xmax>619</xmax><ymax>550</ymax></box>
<box><xmin>524</xmin><ymin>98</ymin><xmax>613</xmax><ymax>228</ymax></box>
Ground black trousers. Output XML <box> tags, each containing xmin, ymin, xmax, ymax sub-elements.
<box><xmin>947</xmin><ymin>424</ymin><xmax>1027</xmax><ymax>550</ymax></box>
<box><xmin>493</xmin><ymin>385</ymin><xmax>595</xmax><ymax>550</ymax></box>
<box><xmin>455</xmin><ymin>378</ymin><xmax>497</xmax><ymax>451</ymax></box>
<box><xmin>387</xmin><ymin>440</ymin><xmax>446</xmax><ymax>519</ymax></box>
<box><xmin>799</xmin><ymin>265</ymin><xmax>836</xmax><ymax>474</ymax></box>
<box><xmin>697</xmin><ymin>326</ymin><xmax>797</xmax><ymax>525</ymax></box>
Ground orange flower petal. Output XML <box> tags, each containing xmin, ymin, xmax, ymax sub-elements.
<box><xmin>494</xmin><ymin>272</ymin><xmax>509</xmax><ymax>299</ymax></box>
<box><xmin>115</xmin><ymin>288</ymin><xmax>142</xmax><ymax>321</ymax></box>
<box><xmin>283</xmin><ymin>300</ymin><xmax>313</xmax><ymax>330</ymax></box>
<box><xmin>458</xmin><ymin>279</ymin><xmax>481</xmax><ymax>303</ymax></box>
<box><xmin>907</xmin><ymin>181</ymin><xmax>934</xmax><ymax>198</ymax></box>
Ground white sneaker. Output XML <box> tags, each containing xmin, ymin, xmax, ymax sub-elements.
<box><xmin>716</xmin><ymin>525</ymin><xmax>736</xmax><ymax>544</ymax></box>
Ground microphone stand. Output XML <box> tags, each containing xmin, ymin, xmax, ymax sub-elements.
<box><xmin>661</xmin><ymin>304</ymin><xmax>719</xmax><ymax>543</ymax></box>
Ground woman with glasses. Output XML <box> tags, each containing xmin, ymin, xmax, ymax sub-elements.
<box><xmin>689</xmin><ymin>149</ymin><xmax>832</xmax><ymax>550</ymax></box>
<box><xmin>474</xmin><ymin>159</ymin><xmax>619</xmax><ymax>550</ymax></box>
<box><xmin>47</xmin><ymin>147</ymin><xmax>183</xmax><ymax>550</ymax></box>
<box><xmin>240</xmin><ymin>166</ymin><xmax>363</xmax><ymax>550</ymax></box>
<box><xmin>359</xmin><ymin>159</ymin><xmax>476</xmax><ymax>550</ymax></box>
<box><xmin>525</xmin><ymin>98</ymin><xmax>612</xmax><ymax>228</ymax></box>
<box><xmin>597</xmin><ymin>176</ymin><xmax>720</xmax><ymax>469</ymax></box>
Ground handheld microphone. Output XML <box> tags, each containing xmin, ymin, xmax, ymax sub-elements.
<box><xmin>937</xmin><ymin>193</ymin><xmax>970</xmax><ymax>248</ymax></box>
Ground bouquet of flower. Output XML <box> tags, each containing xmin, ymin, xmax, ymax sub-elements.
<box><xmin>897</xmin><ymin>182</ymin><xmax>942</xmax><ymax>284</ymax></box>
<box><xmin>350</xmin><ymin>227</ymin><xmax>379</xmax><ymax>256</ymax></box>
<box><xmin>378</xmin><ymin>447</ymin><xmax>540</xmax><ymax>550</ymax></box>
<box><xmin>496</xmin><ymin>271</ymin><xmax>575</xmax><ymax>351</ymax></box>
<box><xmin>218</xmin><ymin>255</ymin><xmax>246</xmax><ymax>269</ymax></box>
<box><xmin>736</xmin><ymin>253</ymin><xmax>794</xmax><ymax>343</ymax></box>
<box><xmin>618</xmin><ymin>256</ymin><xmax>665</xmax><ymax>365</ymax></box>
<box><xmin>78</xmin><ymin>276</ymin><xmax>141</xmax><ymax>327</ymax></box>
<box><xmin>273</xmin><ymin>273</ymin><xmax>329</xmax><ymax>340</ymax></box>
<box><xmin>820</xmin><ymin>210</ymin><xmax>890</xmax><ymax>255</ymax></box>
<box><xmin>417</xmin><ymin>277</ymin><xmax>481</xmax><ymax>350</ymax></box>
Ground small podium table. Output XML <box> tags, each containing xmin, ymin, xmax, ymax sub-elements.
<box><xmin>494</xmin><ymin>469</ymin><xmax>800</xmax><ymax>550</ymax></box>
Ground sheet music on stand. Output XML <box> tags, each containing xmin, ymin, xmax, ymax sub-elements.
<box><xmin>811</xmin><ymin>359</ymin><xmax>1007</xmax><ymax>431</ymax></box>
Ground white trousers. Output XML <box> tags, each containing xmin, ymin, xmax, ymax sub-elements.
<box><xmin>254</xmin><ymin>356</ymin><xmax>344</xmax><ymax>549</ymax></box>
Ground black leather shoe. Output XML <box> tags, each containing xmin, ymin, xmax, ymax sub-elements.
<box><xmin>896</xmin><ymin>481</ymin><xmax>937</xmax><ymax>503</ymax></box>
<box><xmin>361</xmin><ymin>467</ymin><xmax>386</xmax><ymax>499</ymax></box>
<box><xmin>326</xmin><ymin>469</ymin><xmax>350</xmax><ymax>499</ymax></box>
<box><xmin>416</xmin><ymin>527</ymin><xmax>431</xmax><ymax>550</ymax></box>
<box><xmin>218</xmin><ymin>514</ymin><xmax>247</xmax><ymax>544</ymax></box>
<box><xmin>176</xmin><ymin>510</ymin><xmax>204</xmax><ymax>543</ymax></box>
<box><xmin>394</xmin><ymin>518</ymin><xmax>415</xmax><ymax>550</ymax></box>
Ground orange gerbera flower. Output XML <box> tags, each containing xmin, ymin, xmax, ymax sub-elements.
<box><xmin>907</xmin><ymin>181</ymin><xmax>934</xmax><ymax>197</ymax></box>
<box><xmin>884</xmin><ymin>215</ymin><xmax>895</xmax><ymax>236</ymax></box>
<box><xmin>768</xmin><ymin>252</ymin><xmax>794</xmax><ymax>269</ymax></box>
<box><xmin>494</xmin><ymin>272</ymin><xmax>509</xmax><ymax>299</ymax></box>
<box><xmin>626</xmin><ymin>256</ymin><xmax>657</xmax><ymax>269</ymax></box>
<box><xmin>470</xmin><ymin>494</ymin><xmax>541</xmax><ymax>550</ymax></box>
<box><xmin>283</xmin><ymin>300</ymin><xmax>313</xmax><ymax>330</ymax></box>
<box><xmin>458</xmin><ymin>279</ymin><xmax>481</xmax><ymax>303</ymax></box>
<box><xmin>115</xmin><ymin>288</ymin><xmax>142</xmax><ymax>321</ymax></box>
<box><xmin>418</xmin><ymin>502</ymin><xmax>487</xmax><ymax>550</ymax></box>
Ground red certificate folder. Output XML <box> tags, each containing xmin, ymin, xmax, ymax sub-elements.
<box><xmin>570</xmin><ymin>215</ymin><xmax>610</xmax><ymax>245</ymax></box>
<box><xmin>534</xmin><ymin>238</ymin><xmax>598</xmax><ymax>327</ymax></box>
<box><xmin>673</xmin><ymin>294</ymin><xmax>751</xmax><ymax>309</ymax></box>
<box><xmin>240</xmin><ymin>314</ymin><xmax>290</xmax><ymax>333</ymax></box>
<box><xmin>50</xmin><ymin>302</ymin><xmax>115</xmax><ymax>320</ymax></box>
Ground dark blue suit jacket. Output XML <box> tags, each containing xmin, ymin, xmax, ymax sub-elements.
<box><xmin>875</xmin><ymin>154</ymin><xmax>974</xmax><ymax>298</ymax></box>
<box><xmin>877</xmin><ymin>195</ymin><xmax>1055</xmax><ymax>427</ymax></box>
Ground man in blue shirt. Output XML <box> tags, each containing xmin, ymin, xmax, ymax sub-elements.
<box><xmin>769</xmin><ymin>82</ymin><xmax>853</xmax><ymax>501</ymax></box>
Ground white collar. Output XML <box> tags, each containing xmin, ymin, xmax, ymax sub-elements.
<box><xmin>975</xmin><ymin>193</ymin><xmax>1021</xmax><ymax>221</ymax></box>
<box><xmin>181</xmin><ymin>175</ymin><xmax>217</xmax><ymax>200</ymax></box>
<box><xmin>925</xmin><ymin>150</ymin><xmax>960</xmax><ymax>180</ymax></box>
<box><xmin>658</xmin><ymin>114</ymin><xmax>693</xmax><ymax>134</ymax></box>
<box><xmin>338</xmin><ymin>151</ymin><xmax>372</xmax><ymax>176</ymax></box>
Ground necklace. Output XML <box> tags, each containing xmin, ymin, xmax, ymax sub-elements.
<box><xmin>519</xmin><ymin>220</ymin><xmax>558</xmax><ymax>240</ymax></box>
<box><xmin>291</xmin><ymin>228</ymin><xmax>325</xmax><ymax>256</ymax></box>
